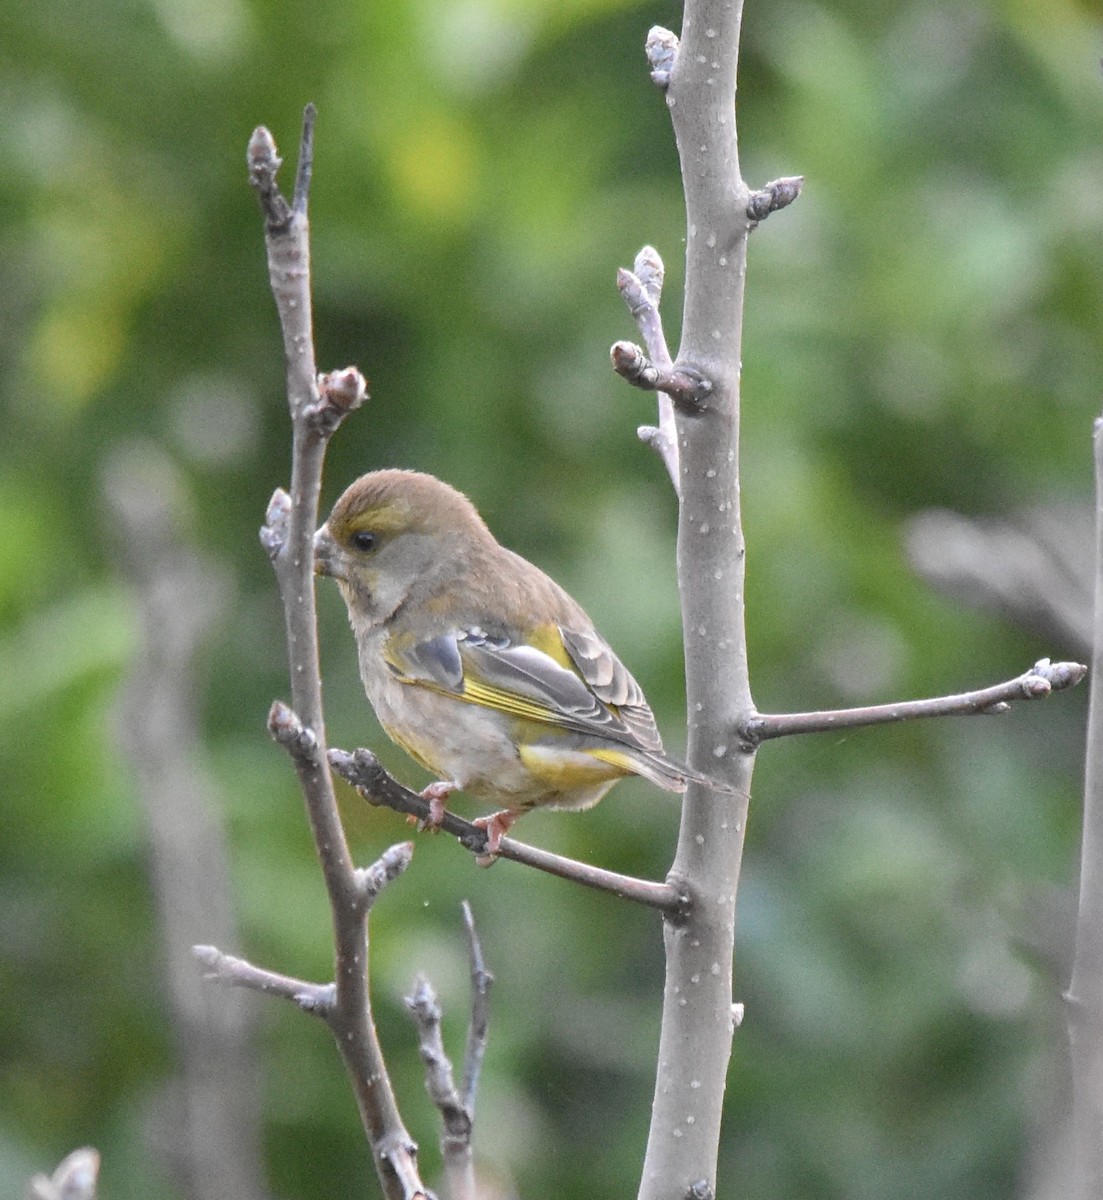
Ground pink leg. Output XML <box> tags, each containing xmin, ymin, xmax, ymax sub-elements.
<box><xmin>471</xmin><ymin>809</ymin><xmax>517</xmax><ymax>864</ymax></box>
<box><xmin>418</xmin><ymin>780</ymin><xmax>456</xmax><ymax>830</ymax></box>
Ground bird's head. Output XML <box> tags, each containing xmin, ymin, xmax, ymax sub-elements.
<box><xmin>314</xmin><ymin>469</ymin><xmax>494</xmax><ymax>625</ymax></box>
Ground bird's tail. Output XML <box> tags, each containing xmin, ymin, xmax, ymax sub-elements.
<box><xmin>589</xmin><ymin>746</ymin><xmax>741</xmax><ymax>796</ymax></box>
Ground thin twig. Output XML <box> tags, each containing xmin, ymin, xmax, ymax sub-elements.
<box><xmin>460</xmin><ymin>901</ymin><xmax>492</xmax><ymax>1118</ymax></box>
<box><xmin>329</xmin><ymin>748</ymin><xmax>687</xmax><ymax>916</ymax></box>
<box><xmin>194</xmin><ymin>946</ymin><xmax>335</xmax><ymax>1016</ymax></box>
<box><xmin>742</xmin><ymin>658</ymin><xmax>1087</xmax><ymax>748</ymax></box>
<box><xmin>611</xmin><ymin>340</ymin><xmax>713</xmax><ymax>409</ymax></box>
<box><xmin>405</xmin><ymin>977</ymin><xmax>476</xmax><ymax>1200</ymax></box>
<box><xmin>618</xmin><ymin>248</ymin><xmax>681</xmax><ymax>490</ymax></box>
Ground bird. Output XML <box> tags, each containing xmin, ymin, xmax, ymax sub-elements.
<box><xmin>314</xmin><ymin>468</ymin><xmax>729</xmax><ymax>856</ymax></box>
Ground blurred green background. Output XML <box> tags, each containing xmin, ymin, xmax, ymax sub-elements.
<box><xmin>2</xmin><ymin>0</ymin><xmax>1101</xmax><ymax>1196</ymax></box>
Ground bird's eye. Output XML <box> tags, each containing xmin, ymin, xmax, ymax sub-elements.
<box><xmin>351</xmin><ymin>530</ymin><xmax>377</xmax><ymax>552</ymax></box>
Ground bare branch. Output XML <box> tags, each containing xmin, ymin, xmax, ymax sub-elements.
<box><xmin>292</xmin><ymin>102</ymin><xmax>315</xmax><ymax>217</ymax></box>
<box><xmin>1066</xmin><ymin>416</ymin><xmax>1103</xmax><ymax>1200</ymax></box>
<box><xmin>194</xmin><ymin>945</ymin><xmax>335</xmax><ymax>1016</ymax></box>
<box><xmin>637</xmin><ymin>1</ymin><xmax>758</xmax><ymax>1194</ymax></box>
<box><xmin>618</xmin><ymin>247</ymin><xmax>680</xmax><ymax>490</ymax></box>
<box><xmin>406</xmin><ymin>977</ymin><xmax>476</xmax><ymax>1200</ymax></box>
<box><xmin>611</xmin><ymin>340</ymin><xmax>713</xmax><ymax>409</ymax></box>
<box><xmin>460</xmin><ymin>901</ymin><xmax>493</xmax><ymax>1118</ymax></box>
<box><xmin>247</xmin><ymin>125</ymin><xmax>291</xmax><ymax>232</ymax></box>
<box><xmin>236</xmin><ymin>113</ymin><xmax>429</xmax><ymax>1200</ymax></box>
<box><xmin>329</xmin><ymin>747</ymin><xmax>687</xmax><ymax>916</ymax></box>
<box><xmin>742</xmin><ymin>658</ymin><xmax>1087</xmax><ymax>748</ymax></box>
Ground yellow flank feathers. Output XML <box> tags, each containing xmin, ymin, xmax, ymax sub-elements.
<box><xmin>526</xmin><ymin>623</ymin><xmax>576</xmax><ymax>672</ymax></box>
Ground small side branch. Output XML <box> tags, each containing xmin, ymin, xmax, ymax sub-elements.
<box><xmin>611</xmin><ymin>341</ymin><xmax>713</xmax><ymax>410</ymax></box>
<box><xmin>404</xmin><ymin>904</ymin><xmax>492</xmax><ymax>1200</ymax></box>
<box><xmin>194</xmin><ymin>945</ymin><xmax>335</xmax><ymax>1016</ymax></box>
<box><xmin>406</xmin><ymin>977</ymin><xmax>476</xmax><ymax>1200</ymax></box>
<box><xmin>617</xmin><ymin>247</ymin><xmax>681</xmax><ymax>490</ymax></box>
<box><xmin>329</xmin><ymin>748</ymin><xmax>687</xmax><ymax>916</ymax></box>
<box><xmin>460</xmin><ymin>901</ymin><xmax>492</xmax><ymax>1117</ymax></box>
<box><xmin>745</xmin><ymin>175</ymin><xmax>804</xmax><ymax>223</ymax></box>
<box><xmin>742</xmin><ymin>658</ymin><xmax>1087</xmax><ymax>748</ymax></box>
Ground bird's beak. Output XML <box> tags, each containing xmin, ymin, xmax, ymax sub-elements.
<box><xmin>313</xmin><ymin>525</ymin><xmax>343</xmax><ymax>580</ymax></box>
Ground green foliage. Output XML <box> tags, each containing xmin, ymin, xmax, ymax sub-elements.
<box><xmin>1</xmin><ymin>0</ymin><xmax>1098</xmax><ymax>1196</ymax></box>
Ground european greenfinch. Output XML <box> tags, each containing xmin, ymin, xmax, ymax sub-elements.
<box><xmin>315</xmin><ymin>469</ymin><xmax>721</xmax><ymax>853</ymax></box>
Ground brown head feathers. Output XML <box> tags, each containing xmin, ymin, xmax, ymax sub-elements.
<box><xmin>326</xmin><ymin>470</ymin><xmax>495</xmax><ymax>543</ymax></box>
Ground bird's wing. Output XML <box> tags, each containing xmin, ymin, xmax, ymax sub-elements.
<box><xmin>557</xmin><ymin>625</ymin><xmax>663</xmax><ymax>751</ymax></box>
<box><xmin>382</xmin><ymin>624</ymin><xmax>662</xmax><ymax>752</ymax></box>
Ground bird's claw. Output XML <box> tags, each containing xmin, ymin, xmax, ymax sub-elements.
<box><xmin>472</xmin><ymin>810</ymin><xmax>516</xmax><ymax>867</ymax></box>
<box><xmin>418</xmin><ymin>780</ymin><xmax>456</xmax><ymax>831</ymax></box>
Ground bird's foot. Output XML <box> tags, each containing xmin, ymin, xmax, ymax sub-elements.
<box><xmin>472</xmin><ymin>810</ymin><xmax>517</xmax><ymax>867</ymax></box>
<box><xmin>416</xmin><ymin>780</ymin><xmax>456</xmax><ymax>831</ymax></box>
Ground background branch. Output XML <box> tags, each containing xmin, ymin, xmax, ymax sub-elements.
<box><xmin>1066</xmin><ymin>416</ymin><xmax>1103</xmax><ymax>1200</ymax></box>
<box><xmin>105</xmin><ymin>442</ymin><xmax>267</xmax><ymax>1200</ymax></box>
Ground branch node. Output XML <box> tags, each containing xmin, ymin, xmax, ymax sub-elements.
<box><xmin>646</xmin><ymin>25</ymin><xmax>679</xmax><ymax>89</ymax></box>
<box><xmin>746</xmin><ymin>175</ymin><xmax>805</xmax><ymax>223</ymax></box>
<box><xmin>354</xmin><ymin>841</ymin><xmax>416</xmax><ymax>908</ymax></box>
<box><xmin>304</xmin><ymin>366</ymin><xmax>370</xmax><ymax>437</ymax></box>
<box><xmin>611</xmin><ymin>342</ymin><xmax>713</xmax><ymax>410</ymax></box>
<box><xmin>247</xmin><ymin>125</ymin><xmax>292</xmax><ymax>231</ymax></box>
<box><xmin>634</xmin><ymin>244</ymin><xmax>665</xmax><ymax>301</ymax></box>
<box><xmin>267</xmin><ymin>700</ymin><xmax>319</xmax><ymax>761</ymax></box>
<box><xmin>259</xmin><ymin>487</ymin><xmax>292</xmax><ymax>560</ymax></box>
<box><xmin>1032</xmin><ymin>657</ymin><xmax>1088</xmax><ymax>691</ymax></box>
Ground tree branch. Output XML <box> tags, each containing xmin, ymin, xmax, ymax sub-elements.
<box><xmin>742</xmin><ymin>658</ymin><xmax>1086</xmax><ymax>748</ymax></box>
<box><xmin>194</xmin><ymin>945</ymin><xmax>335</xmax><ymax>1015</ymax></box>
<box><xmin>233</xmin><ymin>109</ymin><xmax>429</xmax><ymax>1200</ymax></box>
<box><xmin>459</xmin><ymin>901</ymin><xmax>493</xmax><ymax>1118</ymax></box>
<box><xmin>637</xmin><ymin>8</ymin><xmax>759</xmax><ymax>1196</ymax></box>
<box><xmin>406</xmin><ymin>977</ymin><xmax>476</xmax><ymax>1200</ymax></box>
<box><xmin>615</xmin><ymin>246</ymin><xmax>690</xmax><ymax>491</ymax></box>
<box><xmin>328</xmin><ymin>748</ymin><xmax>687</xmax><ymax>916</ymax></box>
<box><xmin>105</xmin><ymin>443</ymin><xmax>267</xmax><ymax>1200</ymax></box>
<box><xmin>1066</xmin><ymin>415</ymin><xmax>1103</xmax><ymax>1200</ymax></box>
